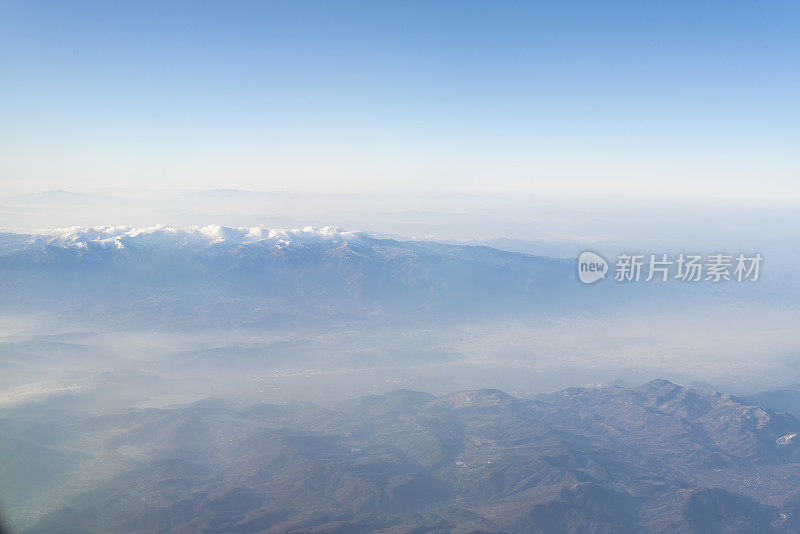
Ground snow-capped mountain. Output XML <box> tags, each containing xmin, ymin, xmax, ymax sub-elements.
<box><xmin>0</xmin><ymin>225</ymin><xmax>576</xmax><ymax>326</ymax></box>
<box><xmin>0</xmin><ymin>225</ymin><xmax>366</xmax><ymax>257</ymax></box>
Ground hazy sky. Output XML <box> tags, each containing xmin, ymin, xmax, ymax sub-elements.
<box><xmin>2</xmin><ymin>1</ymin><xmax>799</xmax><ymax>198</ymax></box>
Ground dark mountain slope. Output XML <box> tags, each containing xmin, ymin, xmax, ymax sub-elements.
<box><xmin>4</xmin><ymin>380</ymin><xmax>800</xmax><ymax>533</ymax></box>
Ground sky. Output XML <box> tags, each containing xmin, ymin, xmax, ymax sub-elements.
<box><xmin>1</xmin><ymin>0</ymin><xmax>799</xmax><ymax>198</ymax></box>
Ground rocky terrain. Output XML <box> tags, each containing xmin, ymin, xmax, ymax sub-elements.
<box><xmin>4</xmin><ymin>379</ymin><xmax>800</xmax><ymax>533</ymax></box>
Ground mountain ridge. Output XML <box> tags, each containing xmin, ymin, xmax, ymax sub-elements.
<box><xmin>6</xmin><ymin>379</ymin><xmax>800</xmax><ymax>533</ymax></box>
<box><xmin>0</xmin><ymin>225</ymin><xmax>578</xmax><ymax>327</ymax></box>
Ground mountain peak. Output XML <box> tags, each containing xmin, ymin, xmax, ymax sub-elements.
<box><xmin>434</xmin><ymin>389</ymin><xmax>518</xmax><ymax>409</ymax></box>
<box><xmin>641</xmin><ymin>378</ymin><xmax>682</xmax><ymax>390</ymax></box>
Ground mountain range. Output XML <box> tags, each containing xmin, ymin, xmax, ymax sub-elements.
<box><xmin>4</xmin><ymin>380</ymin><xmax>800</xmax><ymax>533</ymax></box>
<box><xmin>0</xmin><ymin>225</ymin><xmax>583</xmax><ymax>327</ymax></box>
<box><xmin>0</xmin><ymin>225</ymin><xmax>739</xmax><ymax>331</ymax></box>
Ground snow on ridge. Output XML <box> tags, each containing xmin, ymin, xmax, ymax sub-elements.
<box><xmin>26</xmin><ymin>225</ymin><xmax>364</xmax><ymax>251</ymax></box>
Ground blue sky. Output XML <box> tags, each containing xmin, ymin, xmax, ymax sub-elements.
<box><xmin>1</xmin><ymin>0</ymin><xmax>799</xmax><ymax>197</ymax></box>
